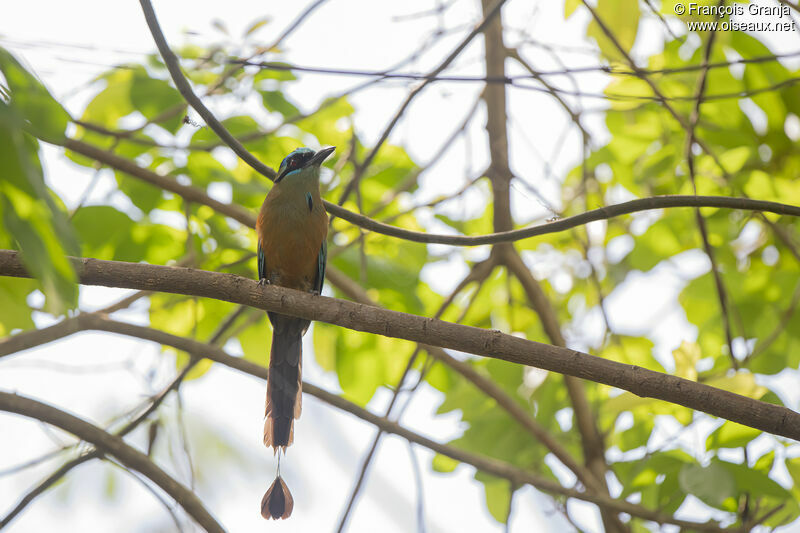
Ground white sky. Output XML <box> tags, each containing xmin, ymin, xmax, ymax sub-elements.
<box><xmin>2</xmin><ymin>1</ymin><xmax>800</xmax><ymax>532</ymax></box>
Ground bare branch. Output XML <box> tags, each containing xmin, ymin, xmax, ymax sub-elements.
<box><xmin>3</xmin><ymin>313</ymin><xmax>736</xmax><ymax>531</ymax></box>
<box><xmin>336</xmin><ymin>0</ymin><xmax>509</xmax><ymax>206</ymax></box>
<box><xmin>57</xmin><ymin>139</ymin><xmax>800</xmax><ymax>246</ymax></box>
<box><xmin>0</xmin><ymin>391</ymin><xmax>224</xmax><ymax>533</ymax></box>
<box><xmin>231</xmin><ymin>50</ymin><xmax>800</xmax><ymax>80</ymax></box>
<box><xmin>138</xmin><ymin>0</ymin><xmax>277</xmax><ymax>180</ymax></box>
<box><xmin>326</xmin><ymin>263</ymin><xmax>598</xmax><ymax>489</ymax></box>
<box><xmin>2</xmin><ymin>251</ymin><xmax>799</xmax><ymax>441</ymax></box>
<box><xmin>0</xmin><ymin>305</ymin><xmax>244</xmax><ymax>528</ymax></box>
<box><xmin>682</xmin><ymin>8</ymin><xmax>740</xmax><ymax>369</ymax></box>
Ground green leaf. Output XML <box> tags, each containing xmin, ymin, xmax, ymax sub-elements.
<box><xmin>564</xmin><ymin>0</ymin><xmax>581</xmax><ymax>19</ymax></box>
<box><xmin>0</xmin><ymin>47</ymin><xmax>69</xmax><ymax>142</ymax></box>
<box><xmin>244</xmin><ymin>17</ymin><xmax>271</xmax><ymax>37</ymax></box>
<box><xmin>254</xmin><ymin>63</ymin><xmax>297</xmax><ymax>82</ymax></box>
<box><xmin>260</xmin><ymin>90</ymin><xmax>300</xmax><ymax>118</ymax></box>
<box><xmin>331</xmin><ymin>241</ymin><xmax>425</xmax><ymax>313</ymax></box>
<box><xmin>327</xmin><ymin>325</ymin><xmax>412</xmax><ymax>405</ymax></box>
<box><xmin>238</xmin><ymin>316</ymin><xmax>271</xmax><ymax>365</ymax></box>
<box><xmin>719</xmin><ymin>146</ymin><xmax>751</xmax><ymax>174</ymax></box>
<box><xmin>0</xmin><ymin>277</ymin><xmax>36</xmax><ymax>335</ymax></box>
<box><xmin>601</xmin><ymin>335</ymin><xmax>662</xmax><ymax>370</ymax></box>
<box><xmin>0</xmin><ymin>104</ymin><xmax>78</xmax><ymax>313</ymax></box>
<box><xmin>672</xmin><ymin>341</ymin><xmax>700</xmax><ymax>380</ymax></box>
<box><xmin>678</xmin><ymin>462</ymin><xmax>736</xmax><ymax>508</ymax></box>
<box><xmin>295</xmin><ymin>96</ymin><xmax>354</xmax><ymax>147</ymax></box>
<box><xmin>432</xmin><ymin>453</ymin><xmax>459</xmax><ymax>473</ymax></box>
<box><xmin>114</xmin><ymin>170</ymin><xmax>164</xmax><ymax>214</ymax></box>
<box><xmin>706</xmin><ymin>421</ymin><xmax>761</xmax><ymax>450</ymax></box>
<box><xmin>78</xmin><ymin>68</ymin><xmax>136</xmax><ymax>129</ymax></box>
<box><xmin>476</xmin><ymin>473</ymin><xmax>512</xmax><ymax>523</ymax></box>
<box><xmin>722</xmin><ymin>459</ymin><xmax>795</xmax><ymax>501</ymax></box>
<box><xmin>787</xmin><ymin>457</ymin><xmax>800</xmax><ymax>499</ymax></box>
<box><xmin>129</xmin><ymin>73</ymin><xmax>184</xmax><ymax>133</ymax></box>
<box><xmin>586</xmin><ymin>0</ymin><xmax>640</xmax><ymax>61</ymax></box>
<box><xmin>704</xmin><ymin>372</ymin><xmax>767</xmax><ymax>400</ymax></box>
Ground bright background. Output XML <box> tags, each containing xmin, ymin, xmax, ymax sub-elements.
<box><xmin>1</xmin><ymin>1</ymin><xmax>800</xmax><ymax>532</ymax></box>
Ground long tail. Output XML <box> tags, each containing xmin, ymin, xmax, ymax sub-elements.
<box><xmin>261</xmin><ymin>468</ymin><xmax>294</xmax><ymax>520</ymax></box>
<box><xmin>264</xmin><ymin>313</ymin><xmax>306</xmax><ymax>451</ymax></box>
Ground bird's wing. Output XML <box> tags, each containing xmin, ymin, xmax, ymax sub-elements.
<box><xmin>258</xmin><ymin>240</ymin><xmax>267</xmax><ymax>281</ymax></box>
<box><xmin>314</xmin><ymin>239</ymin><xmax>327</xmax><ymax>294</ymax></box>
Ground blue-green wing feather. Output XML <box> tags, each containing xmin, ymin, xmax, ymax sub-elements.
<box><xmin>314</xmin><ymin>240</ymin><xmax>327</xmax><ymax>294</ymax></box>
<box><xmin>257</xmin><ymin>241</ymin><xmax>266</xmax><ymax>281</ymax></box>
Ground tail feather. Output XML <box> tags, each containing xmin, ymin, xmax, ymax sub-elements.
<box><xmin>264</xmin><ymin>313</ymin><xmax>306</xmax><ymax>451</ymax></box>
<box><xmin>261</xmin><ymin>475</ymin><xmax>294</xmax><ymax>520</ymax></box>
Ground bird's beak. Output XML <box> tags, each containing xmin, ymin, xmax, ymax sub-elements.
<box><xmin>307</xmin><ymin>146</ymin><xmax>336</xmax><ymax>167</ymax></box>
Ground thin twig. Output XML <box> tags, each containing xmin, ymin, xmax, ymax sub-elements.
<box><xmin>682</xmin><ymin>2</ymin><xmax>739</xmax><ymax>369</ymax></box>
<box><xmin>0</xmin><ymin>314</ymin><xmax>739</xmax><ymax>531</ymax></box>
<box><xmin>59</xmin><ymin>138</ymin><xmax>800</xmax><ymax>246</ymax></box>
<box><xmin>336</xmin><ymin>0</ymin><xmax>509</xmax><ymax>207</ymax></box>
<box><xmin>0</xmin><ymin>392</ymin><xmax>224</xmax><ymax>533</ymax></box>
<box><xmin>232</xmin><ymin>49</ymin><xmax>800</xmax><ymax>82</ymax></box>
<box><xmin>0</xmin><ymin>306</ymin><xmax>245</xmax><ymax>529</ymax></box>
<box><xmin>138</xmin><ymin>0</ymin><xmax>277</xmax><ymax>180</ymax></box>
<box><xmin>106</xmin><ymin>458</ymin><xmax>186</xmax><ymax>533</ymax></box>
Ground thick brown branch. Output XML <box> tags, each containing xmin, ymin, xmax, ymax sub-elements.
<box><xmin>0</xmin><ymin>391</ymin><xmax>224</xmax><ymax>533</ymax></box>
<box><xmin>0</xmin><ymin>304</ymin><xmax>243</xmax><ymax>528</ymax></box>
<box><xmin>2</xmin><ymin>251</ymin><xmax>798</xmax><ymax>441</ymax></box>
<box><xmin>481</xmin><ymin>2</ymin><xmax>620</xmax><ymax>528</ymax></box>
<box><xmin>4</xmin><ymin>314</ymin><xmax>735</xmax><ymax>531</ymax></box>
<box><xmin>327</xmin><ymin>260</ymin><xmax>594</xmax><ymax>487</ymax></box>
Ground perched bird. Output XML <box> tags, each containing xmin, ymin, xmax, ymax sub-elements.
<box><xmin>257</xmin><ymin>146</ymin><xmax>333</xmax><ymax>520</ymax></box>
<box><xmin>256</xmin><ymin>146</ymin><xmax>333</xmax><ymax>452</ymax></box>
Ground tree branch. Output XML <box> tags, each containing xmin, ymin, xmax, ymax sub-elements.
<box><xmin>326</xmin><ymin>263</ymin><xmax>599</xmax><ymax>489</ymax></box>
<box><xmin>138</xmin><ymin>0</ymin><xmax>276</xmax><ymax>180</ymax></box>
<box><xmin>0</xmin><ymin>391</ymin><xmax>224</xmax><ymax>533</ymax></box>
<box><xmin>58</xmin><ymin>139</ymin><xmax>800</xmax><ymax>246</ymax></box>
<box><xmin>2</xmin><ymin>314</ymin><xmax>736</xmax><ymax>531</ymax></box>
<box><xmin>0</xmin><ymin>304</ymin><xmax>243</xmax><ymax>528</ymax></box>
<box><xmin>683</xmin><ymin>4</ymin><xmax>740</xmax><ymax>370</ymax></box>
<box><xmin>2</xmin><ymin>250</ymin><xmax>798</xmax><ymax>442</ymax></box>
<box><xmin>336</xmin><ymin>0</ymin><xmax>509</xmax><ymax>206</ymax></box>
<box><xmin>578</xmin><ymin>0</ymin><xmax>729</xmax><ymax>175</ymax></box>
<box><xmin>335</xmin><ymin>257</ymin><xmax>495</xmax><ymax>531</ymax></box>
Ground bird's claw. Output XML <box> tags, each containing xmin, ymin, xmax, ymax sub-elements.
<box><xmin>310</xmin><ymin>289</ymin><xmax>320</xmax><ymax>296</ymax></box>
<box><xmin>258</xmin><ymin>278</ymin><xmax>271</xmax><ymax>287</ymax></box>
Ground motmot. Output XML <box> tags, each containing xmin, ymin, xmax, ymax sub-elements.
<box><xmin>257</xmin><ymin>146</ymin><xmax>333</xmax><ymax>520</ymax></box>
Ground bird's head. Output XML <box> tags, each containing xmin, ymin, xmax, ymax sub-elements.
<box><xmin>275</xmin><ymin>146</ymin><xmax>335</xmax><ymax>183</ymax></box>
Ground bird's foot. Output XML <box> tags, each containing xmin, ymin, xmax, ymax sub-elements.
<box><xmin>310</xmin><ymin>289</ymin><xmax>320</xmax><ymax>296</ymax></box>
<box><xmin>258</xmin><ymin>278</ymin><xmax>271</xmax><ymax>287</ymax></box>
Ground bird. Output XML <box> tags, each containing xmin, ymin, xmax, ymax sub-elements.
<box><xmin>257</xmin><ymin>146</ymin><xmax>333</xmax><ymax>520</ymax></box>
<box><xmin>256</xmin><ymin>146</ymin><xmax>333</xmax><ymax>452</ymax></box>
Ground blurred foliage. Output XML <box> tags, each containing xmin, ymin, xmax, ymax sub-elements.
<box><xmin>0</xmin><ymin>49</ymin><xmax>78</xmax><ymax>314</ymax></box>
<box><xmin>2</xmin><ymin>2</ymin><xmax>800</xmax><ymax>530</ymax></box>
